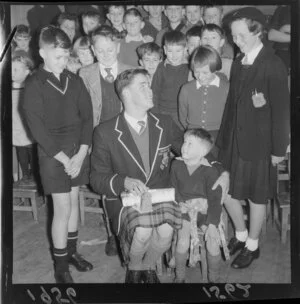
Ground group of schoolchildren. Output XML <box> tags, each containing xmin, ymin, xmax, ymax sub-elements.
<box><xmin>12</xmin><ymin>5</ymin><xmax>290</xmax><ymax>284</ymax></box>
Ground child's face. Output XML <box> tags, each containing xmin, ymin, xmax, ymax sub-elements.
<box><xmin>39</xmin><ymin>46</ymin><xmax>70</xmax><ymax>75</ymax></box>
<box><xmin>187</xmin><ymin>36</ymin><xmax>201</xmax><ymax>56</ymax></box>
<box><xmin>186</xmin><ymin>6</ymin><xmax>202</xmax><ymax>25</ymax></box>
<box><xmin>124</xmin><ymin>15</ymin><xmax>144</xmax><ymax>37</ymax></box>
<box><xmin>92</xmin><ymin>36</ymin><xmax>120</xmax><ymax>67</ymax></box>
<box><xmin>203</xmin><ymin>7</ymin><xmax>222</xmax><ymax>26</ymax></box>
<box><xmin>201</xmin><ymin>30</ymin><xmax>224</xmax><ymax>53</ymax></box>
<box><xmin>139</xmin><ymin>53</ymin><xmax>161</xmax><ymax>76</ymax></box>
<box><xmin>12</xmin><ymin>61</ymin><xmax>29</xmax><ymax>83</ymax></box>
<box><xmin>77</xmin><ymin>48</ymin><xmax>94</xmax><ymax>66</ymax></box>
<box><xmin>181</xmin><ymin>135</ymin><xmax>209</xmax><ymax>164</ymax></box>
<box><xmin>165</xmin><ymin>6</ymin><xmax>185</xmax><ymax>24</ymax></box>
<box><xmin>60</xmin><ymin>19</ymin><xmax>76</xmax><ymax>42</ymax></box>
<box><xmin>164</xmin><ymin>44</ymin><xmax>186</xmax><ymax>66</ymax></box>
<box><xmin>107</xmin><ymin>6</ymin><xmax>125</xmax><ymax>27</ymax></box>
<box><xmin>147</xmin><ymin>6</ymin><xmax>163</xmax><ymax>18</ymax></box>
<box><xmin>66</xmin><ymin>58</ymin><xmax>81</xmax><ymax>74</ymax></box>
<box><xmin>193</xmin><ymin>64</ymin><xmax>215</xmax><ymax>86</ymax></box>
<box><xmin>14</xmin><ymin>35</ymin><xmax>30</xmax><ymax>51</ymax></box>
<box><xmin>82</xmin><ymin>17</ymin><xmax>99</xmax><ymax>35</ymax></box>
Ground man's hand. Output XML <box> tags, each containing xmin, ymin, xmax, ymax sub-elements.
<box><xmin>271</xmin><ymin>155</ymin><xmax>285</xmax><ymax>166</ymax></box>
<box><xmin>124</xmin><ymin>177</ymin><xmax>149</xmax><ymax>196</ymax></box>
<box><xmin>212</xmin><ymin>171</ymin><xmax>230</xmax><ymax>203</ymax></box>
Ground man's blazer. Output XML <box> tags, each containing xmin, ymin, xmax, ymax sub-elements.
<box><xmin>79</xmin><ymin>61</ymin><xmax>132</xmax><ymax>128</ymax></box>
<box><xmin>90</xmin><ymin>111</ymin><xmax>183</xmax><ymax>233</ymax></box>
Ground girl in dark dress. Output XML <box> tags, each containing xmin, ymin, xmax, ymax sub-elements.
<box><xmin>216</xmin><ymin>7</ymin><xmax>289</xmax><ymax>269</ymax></box>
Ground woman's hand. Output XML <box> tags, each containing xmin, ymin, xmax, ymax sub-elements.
<box><xmin>212</xmin><ymin>171</ymin><xmax>230</xmax><ymax>203</ymax></box>
<box><xmin>66</xmin><ymin>153</ymin><xmax>85</xmax><ymax>178</ymax></box>
<box><xmin>271</xmin><ymin>155</ymin><xmax>285</xmax><ymax>166</ymax></box>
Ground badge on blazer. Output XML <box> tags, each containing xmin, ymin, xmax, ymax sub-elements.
<box><xmin>158</xmin><ymin>145</ymin><xmax>171</xmax><ymax>170</ymax></box>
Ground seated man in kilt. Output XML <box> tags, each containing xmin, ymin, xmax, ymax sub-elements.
<box><xmin>90</xmin><ymin>68</ymin><xmax>228</xmax><ymax>283</ymax></box>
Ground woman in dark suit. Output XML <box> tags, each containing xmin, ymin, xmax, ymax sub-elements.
<box><xmin>217</xmin><ymin>7</ymin><xmax>289</xmax><ymax>269</ymax></box>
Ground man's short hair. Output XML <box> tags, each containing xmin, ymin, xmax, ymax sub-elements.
<box><xmin>163</xmin><ymin>30</ymin><xmax>186</xmax><ymax>47</ymax></box>
<box><xmin>39</xmin><ymin>25</ymin><xmax>72</xmax><ymax>49</ymax></box>
<box><xmin>73</xmin><ymin>35</ymin><xmax>92</xmax><ymax>55</ymax></box>
<box><xmin>202</xmin><ymin>5</ymin><xmax>224</xmax><ymax>15</ymax></box>
<box><xmin>136</xmin><ymin>42</ymin><xmax>163</xmax><ymax>60</ymax></box>
<box><xmin>12</xmin><ymin>52</ymin><xmax>34</xmax><ymax>71</ymax></box>
<box><xmin>107</xmin><ymin>5</ymin><xmax>126</xmax><ymax>13</ymax></box>
<box><xmin>200</xmin><ymin>23</ymin><xmax>225</xmax><ymax>39</ymax></box>
<box><xmin>81</xmin><ymin>10</ymin><xmax>101</xmax><ymax>22</ymax></box>
<box><xmin>190</xmin><ymin>45</ymin><xmax>222</xmax><ymax>73</ymax></box>
<box><xmin>115</xmin><ymin>68</ymin><xmax>149</xmax><ymax>100</ymax></box>
<box><xmin>57</xmin><ymin>12</ymin><xmax>77</xmax><ymax>26</ymax></box>
<box><xmin>15</xmin><ymin>24</ymin><xmax>31</xmax><ymax>38</ymax></box>
<box><xmin>124</xmin><ymin>7</ymin><xmax>143</xmax><ymax>22</ymax></box>
<box><xmin>184</xmin><ymin>128</ymin><xmax>214</xmax><ymax>149</ymax></box>
<box><xmin>186</xmin><ymin>25</ymin><xmax>203</xmax><ymax>40</ymax></box>
<box><xmin>90</xmin><ymin>25</ymin><xmax>119</xmax><ymax>45</ymax></box>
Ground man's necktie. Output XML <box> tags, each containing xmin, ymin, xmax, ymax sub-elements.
<box><xmin>137</xmin><ymin>120</ymin><xmax>146</xmax><ymax>135</ymax></box>
<box><xmin>104</xmin><ymin>68</ymin><xmax>114</xmax><ymax>83</ymax></box>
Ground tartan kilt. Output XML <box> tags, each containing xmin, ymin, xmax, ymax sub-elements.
<box><xmin>118</xmin><ymin>201</ymin><xmax>182</xmax><ymax>265</ymax></box>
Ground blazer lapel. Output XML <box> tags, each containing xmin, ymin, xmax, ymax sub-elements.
<box><xmin>146</xmin><ymin>112</ymin><xmax>163</xmax><ymax>183</ymax></box>
<box><xmin>236</xmin><ymin>46</ymin><xmax>266</xmax><ymax>103</ymax></box>
<box><xmin>115</xmin><ymin>114</ymin><xmax>147</xmax><ymax>179</ymax></box>
<box><xmin>89</xmin><ymin>64</ymin><xmax>102</xmax><ymax>109</ymax></box>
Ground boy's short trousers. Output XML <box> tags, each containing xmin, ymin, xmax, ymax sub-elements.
<box><xmin>38</xmin><ymin>142</ymin><xmax>90</xmax><ymax>195</ymax></box>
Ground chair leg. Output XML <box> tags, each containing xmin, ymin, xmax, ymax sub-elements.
<box><xmin>200</xmin><ymin>246</ymin><xmax>208</xmax><ymax>283</ymax></box>
<box><xmin>281</xmin><ymin>209</ymin><xmax>289</xmax><ymax>244</ymax></box>
<box><xmin>101</xmin><ymin>197</ymin><xmax>113</xmax><ymax>238</ymax></box>
<box><xmin>31</xmin><ymin>196</ymin><xmax>38</xmax><ymax>222</ymax></box>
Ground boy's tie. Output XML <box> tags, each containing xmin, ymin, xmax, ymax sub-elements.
<box><xmin>104</xmin><ymin>68</ymin><xmax>114</xmax><ymax>83</ymax></box>
<box><xmin>137</xmin><ymin>120</ymin><xmax>146</xmax><ymax>135</ymax></box>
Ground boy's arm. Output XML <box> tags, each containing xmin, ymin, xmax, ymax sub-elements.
<box><xmin>77</xmin><ymin>77</ymin><xmax>94</xmax><ymax>147</ymax></box>
<box><xmin>22</xmin><ymin>78</ymin><xmax>63</xmax><ymax>158</ymax></box>
<box><xmin>178</xmin><ymin>85</ymin><xmax>188</xmax><ymax>130</ymax></box>
<box><xmin>151</xmin><ymin>63</ymin><xmax>163</xmax><ymax>111</ymax></box>
<box><xmin>170</xmin><ymin>118</ymin><xmax>184</xmax><ymax>156</ymax></box>
<box><xmin>170</xmin><ymin>161</ymin><xmax>184</xmax><ymax>202</ymax></box>
<box><xmin>204</xmin><ymin>166</ymin><xmax>223</xmax><ymax>226</ymax></box>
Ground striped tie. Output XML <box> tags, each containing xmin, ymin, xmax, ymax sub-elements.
<box><xmin>104</xmin><ymin>68</ymin><xmax>114</xmax><ymax>83</ymax></box>
<box><xmin>138</xmin><ymin>120</ymin><xmax>146</xmax><ymax>135</ymax></box>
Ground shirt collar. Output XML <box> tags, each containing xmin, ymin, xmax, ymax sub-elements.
<box><xmin>37</xmin><ymin>64</ymin><xmax>69</xmax><ymax>83</ymax></box>
<box><xmin>99</xmin><ymin>61</ymin><xmax>118</xmax><ymax>79</ymax></box>
<box><xmin>124</xmin><ymin>111</ymin><xmax>148</xmax><ymax>133</ymax></box>
<box><xmin>196</xmin><ymin>75</ymin><xmax>220</xmax><ymax>89</ymax></box>
<box><xmin>241</xmin><ymin>42</ymin><xmax>263</xmax><ymax>65</ymax></box>
<box><xmin>176</xmin><ymin>156</ymin><xmax>212</xmax><ymax>167</ymax></box>
<box><xmin>125</xmin><ymin>34</ymin><xmax>145</xmax><ymax>43</ymax></box>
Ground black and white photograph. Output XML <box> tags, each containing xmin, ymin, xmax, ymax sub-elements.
<box><xmin>1</xmin><ymin>1</ymin><xmax>299</xmax><ymax>303</ymax></box>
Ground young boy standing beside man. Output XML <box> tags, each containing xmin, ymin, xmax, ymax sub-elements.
<box><xmin>22</xmin><ymin>26</ymin><xmax>94</xmax><ymax>283</ymax></box>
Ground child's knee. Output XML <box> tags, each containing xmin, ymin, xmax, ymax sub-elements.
<box><xmin>135</xmin><ymin>227</ymin><xmax>153</xmax><ymax>243</ymax></box>
<box><xmin>176</xmin><ymin>237</ymin><xmax>190</xmax><ymax>253</ymax></box>
<box><xmin>206</xmin><ymin>240</ymin><xmax>221</xmax><ymax>256</ymax></box>
<box><xmin>156</xmin><ymin>223</ymin><xmax>173</xmax><ymax>239</ymax></box>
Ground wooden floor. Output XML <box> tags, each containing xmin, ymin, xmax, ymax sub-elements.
<box><xmin>13</xmin><ymin>197</ymin><xmax>291</xmax><ymax>284</ymax></box>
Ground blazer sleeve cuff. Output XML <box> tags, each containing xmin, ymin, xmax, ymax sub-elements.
<box><xmin>110</xmin><ymin>173</ymin><xmax>126</xmax><ymax>196</ymax></box>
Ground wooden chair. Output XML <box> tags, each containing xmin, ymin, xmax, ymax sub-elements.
<box><xmin>274</xmin><ymin>153</ymin><xmax>290</xmax><ymax>243</ymax></box>
<box><xmin>13</xmin><ymin>181</ymin><xmax>40</xmax><ymax>222</ymax></box>
<box><xmin>78</xmin><ymin>185</ymin><xmax>113</xmax><ymax>239</ymax></box>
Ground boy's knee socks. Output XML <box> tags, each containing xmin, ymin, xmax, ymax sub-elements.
<box><xmin>207</xmin><ymin>253</ymin><xmax>221</xmax><ymax>283</ymax></box>
<box><xmin>67</xmin><ymin>231</ymin><xmax>78</xmax><ymax>257</ymax></box>
<box><xmin>53</xmin><ymin>247</ymin><xmax>69</xmax><ymax>273</ymax></box>
<box><xmin>175</xmin><ymin>251</ymin><xmax>188</xmax><ymax>280</ymax></box>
